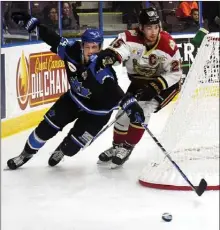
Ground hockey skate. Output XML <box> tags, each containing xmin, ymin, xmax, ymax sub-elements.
<box><xmin>7</xmin><ymin>151</ymin><xmax>33</xmax><ymax>170</ymax></box>
<box><xmin>48</xmin><ymin>148</ymin><xmax>64</xmax><ymax>167</ymax></box>
<box><xmin>111</xmin><ymin>142</ymin><xmax>134</xmax><ymax>169</ymax></box>
<box><xmin>97</xmin><ymin>143</ymin><xmax>119</xmax><ymax>164</ymax></box>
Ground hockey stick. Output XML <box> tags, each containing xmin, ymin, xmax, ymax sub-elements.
<box><xmin>141</xmin><ymin>123</ymin><xmax>208</xmax><ymax>196</ymax></box>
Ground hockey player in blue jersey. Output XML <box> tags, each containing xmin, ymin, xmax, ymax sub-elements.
<box><xmin>7</xmin><ymin>12</ymin><xmax>145</xmax><ymax>170</ymax></box>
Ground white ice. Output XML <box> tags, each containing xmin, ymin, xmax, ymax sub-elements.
<box><xmin>2</xmin><ymin>104</ymin><xmax>219</xmax><ymax>230</ymax></box>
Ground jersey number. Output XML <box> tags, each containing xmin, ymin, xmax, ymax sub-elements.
<box><xmin>171</xmin><ymin>60</ymin><xmax>180</xmax><ymax>72</ymax></box>
<box><xmin>111</xmin><ymin>38</ymin><xmax>125</xmax><ymax>48</ymax></box>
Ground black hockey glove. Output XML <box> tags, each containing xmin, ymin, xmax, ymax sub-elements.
<box><xmin>95</xmin><ymin>49</ymin><xmax>121</xmax><ymax>70</ymax></box>
<box><xmin>138</xmin><ymin>84</ymin><xmax>158</xmax><ymax>101</ymax></box>
<box><xmin>120</xmin><ymin>93</ymin><xmax>145</xmax><ymax>124</ymax></box>
<box><xmin>140</xmin><ymin>77</ymin><xmax>168</xmax><ymax>101</ymax></box>
<box><xmin>11</xmin><ymin>12</ymin><xmax>39</xmax><ymax>33</ymax></box>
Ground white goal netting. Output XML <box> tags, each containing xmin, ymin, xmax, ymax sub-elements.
<box><xmin>139</xmin><ymin>33</ymin><xmax>220</xmax><ymax>191</ymax></box>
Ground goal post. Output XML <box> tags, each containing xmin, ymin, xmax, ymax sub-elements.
<box><xmin>139</xmin><ymin>33</ymin><xmax>220</xmax><ymax>191</ymax></box>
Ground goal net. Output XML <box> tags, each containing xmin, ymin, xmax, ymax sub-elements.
<box><xmin>139</xmin><ymin>33</ymin><xmax>220</xmax><ymax>191</ymax></box>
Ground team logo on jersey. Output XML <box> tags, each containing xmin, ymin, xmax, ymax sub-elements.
<box><xmin>149</xmin><ymin>54</ymin><xmax>158</xmax><ymax>66</ymax></box>
<box><xmin>71</xmin><ymin>77</ymin><xmax>91</xmax><ymax>98</ymax></box>
<box><xmin>81</xmin><ymin>71</ymin><xmax>88</xmax><ymax>80</ymax></box>
<box><xmin>133</xmin><ymin>59</ymin><xmax>158</xmax><ymax>77</ymax></box>
<box><xmin>169</xmin><ymin>40</ymin><xmax>176</xmax><ymax>50</ymax></box>
<box><xmin>132</xmin><ymin>48</ymin><xmax>143</xmax><ymax>56</ymax></box>
<box><xmin>67</xmin><ymin>61</ymin><xmax>77</xmax><ymax>72</ymax></box>
<box><xmin>48</xmin><ymin>109</ymin><xmax>56</xmax><ymax>117</ymax></box>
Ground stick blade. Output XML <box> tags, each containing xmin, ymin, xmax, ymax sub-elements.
<box><xmin>196</xmin><ymin>179</ymin><xmax>208</xmax><ymax>196</ymax></box>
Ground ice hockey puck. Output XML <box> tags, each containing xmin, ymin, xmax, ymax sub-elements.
<box><xmin>162</xmin><ymin>213</ymin><xmax>172</xmax><ymax>222</ymax></box>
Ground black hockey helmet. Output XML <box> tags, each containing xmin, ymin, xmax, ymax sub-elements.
<box><xmin>139</xmin><ymin>7</ymin><xmax>160</xmax><ymax>25</ymax></box>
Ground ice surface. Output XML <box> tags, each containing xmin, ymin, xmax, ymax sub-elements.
<box><xmin>2</xmin><ymin>106</ymin><xmax>219</xmax><ymax>230</ymax></box>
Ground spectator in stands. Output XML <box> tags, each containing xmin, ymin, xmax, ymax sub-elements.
<box><xmin>62</xmin><ymin>2</ymin><xmax>79</xmax><ymax>29</ymax></box>
<box><xmin>182</xmin><ymin>8</ymin><xmax>200</xmax><ymax>33</ymax></box>
<box><xmin>45</xmin><ymin>6</ymin><xmax>58</xmax><ymax>30</ymax></box>
<box><xmin>176</xmin><ymin>1</ymin><xmax>198</xmax><ymax>19</ymax></box>
<box><xmin>32</xmin><ymin>2</ymin><xmax>44</xmax><ymax>22</ymax></box>
<box><xmin>191</xmin><ymin>8</ymin><xmax>199</xmax><ymax>24</ymax></box>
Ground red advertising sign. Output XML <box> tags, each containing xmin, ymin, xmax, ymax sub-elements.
<box><xmin>16</xmin><ymin>51</ymin><xmax>69</xmax><ymax>110</ymax></box>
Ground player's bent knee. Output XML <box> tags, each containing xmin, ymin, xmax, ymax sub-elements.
<box><xmin>35</xmin><ymin>119</ymin><xmax>60</xmax><ymax>141</ymax></box>
<box><xmin>114</xmin><ymin>113</ymin><xmax>130</xmax><ymax>131</ymax></box>
<box><xmin>60</xmin><ymin>136</ymin><xmax>81</xmax><ymax>157</ymax></box>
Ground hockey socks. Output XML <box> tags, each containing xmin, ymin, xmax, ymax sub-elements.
<box><xmin>125</xmin><ymin>123</ymin><xmax>145</xmax><ymax>145</ymax></box>
<box><xmin>113</xmin><ymin>123</ymin><xmax>145</xmax><ymax>146</ymax></box>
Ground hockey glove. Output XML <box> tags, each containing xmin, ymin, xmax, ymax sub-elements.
<box><xmin>57</xmin><ymin>37</ymin><xmax>70</xmax><ymax>59</ymax></box>
<box><xmin>95</xmin><ymin>49</ymin><xmax>121</xmax><ymax>70</ymax></box>
<box><xmin>140</xmin><ymin>77</ymin><xmax>168</xmax><ymax>101</ymax></box>
<box><xmin>11</xmin><ymin>12</ymin><xmax>39</xmax><ymax>33</ymax></box>
<box><xmin>120</xmin><ymin>93</ymin><xmax>145</xmax><ymax>124</ymax></box>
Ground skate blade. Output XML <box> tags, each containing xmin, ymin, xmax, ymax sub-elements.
<box><xmin>3</xmin><ymin>166</ymin><xmax>11</xmax><ymax>171</ymax></box>
<box><xmin>110</xmin><ymin>163</ymin><xmax>123</xmax><ymax>169</ymax></box>
<box><xmin>3</xmin><ymin>166</ymin><xmax>23</xmax><ymax>171</ymax></box>
<box><xmin>97</xmin><ymin>160</ymin><xmax>112</xmax><ymax>165</ymax></box>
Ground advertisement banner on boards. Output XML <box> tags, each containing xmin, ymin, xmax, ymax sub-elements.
<box><xmin>16</xmin><ymin>51</ymin><xmax>69</xmax><ymax>111</ymax></box>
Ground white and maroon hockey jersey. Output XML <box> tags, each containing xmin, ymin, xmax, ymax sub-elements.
<box><xmin>108</xmin><ymin>29</ymin><xmax>182</xmax><ymax>88</ymax></box>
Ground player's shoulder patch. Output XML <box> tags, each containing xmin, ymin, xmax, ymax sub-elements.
<box><xmin>156</xmin><ymin>31</ymin><xmax>178</xmax><ymax>57</ymax></box>
<box><xmin>124</xmin><ymin>29</ymin><xmax>144</xmax><ymax>44</ymax></box>
<box><xmin>95</xmin><ymin>67</ymin><xmax>115</xmax><ymax>84</ymax></box>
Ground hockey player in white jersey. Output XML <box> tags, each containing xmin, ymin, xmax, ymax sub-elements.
<box><xmin>95</xmin><ymin>7</ymin><xmax>182</xmax><ymax>168</ymax></box>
